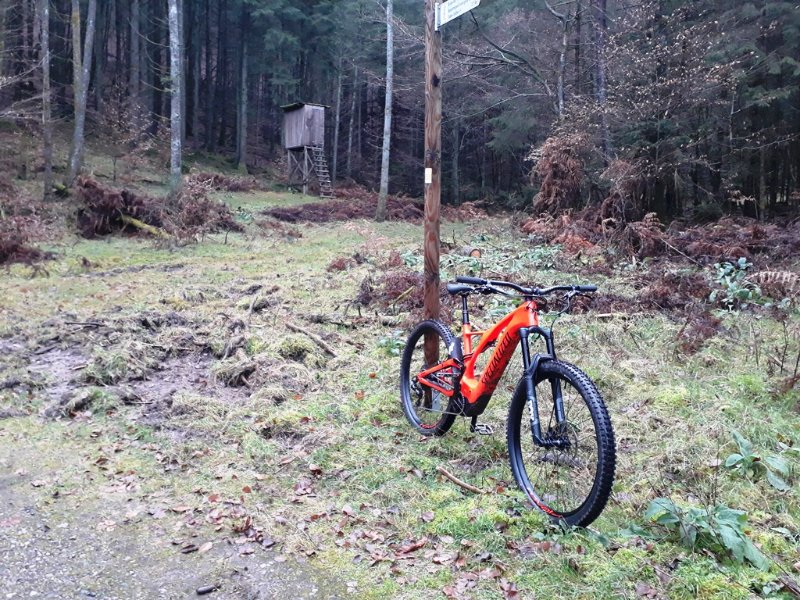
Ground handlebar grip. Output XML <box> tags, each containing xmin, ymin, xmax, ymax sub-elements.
<box><xmin>456</xmin><ymin>276</ymin><xmax>487</xmax><ymax>285</ymax></box>
<box><xmin>575</xmin><ymin>285</ymin><xmax>598</xmax><ymax>293</ymax></box>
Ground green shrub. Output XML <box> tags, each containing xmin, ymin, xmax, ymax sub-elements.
<box><xmin>645</xmin><ymin>498</ymin><xmax>769</xmax><ymax>570</ymax></box>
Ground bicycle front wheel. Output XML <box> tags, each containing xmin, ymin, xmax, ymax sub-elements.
<box><xmin>507</xmin><ymin>359</ymin><xmax>615</xmax><ymax>527</ymax></box>
<box><xmin>400</xmin><ymin>320</ymin><xmax>460</xmax><ymax>436</ymax></box>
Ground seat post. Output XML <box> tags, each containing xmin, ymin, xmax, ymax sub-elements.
<box><xmin>460</xmin><ymin>294</ymin><xmax>474</xmax><ymax>355</ymax></box>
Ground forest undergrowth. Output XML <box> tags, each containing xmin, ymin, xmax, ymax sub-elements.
<box><xmin>1</xmin><ymin>169</ymin><xmax>800</xmax><ymax>598</ymax></box>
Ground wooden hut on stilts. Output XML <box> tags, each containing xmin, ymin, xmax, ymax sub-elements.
<box><xmin>281</xmin><ymin>102</ymin><xmax>334</xmax><ymax>198</ymax></box>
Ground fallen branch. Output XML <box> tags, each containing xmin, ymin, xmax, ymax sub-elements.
<box><xmin>287</xmin><ymin>323</ymin><xmax>338</xmax><ymax>357</ymax></box>
<box><xmin>436</xmin><ymin>466</ymin><xmax>485</xmax><ymax>495</ymax></box>
<box><xmin>120</xmin><ymin>215</ymin><xmax>171</xmax><ymax>239</ymax></box>
<box><xmin>64</xmin><ymin>321</ymin><xmax>105</xmax><ymax>328</ymax></box>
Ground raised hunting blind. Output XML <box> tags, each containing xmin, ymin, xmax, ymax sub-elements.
<box><xmin>281</xmin><ymin>102</ymin><xmax>334</xmax><ymax>198</ymax></box>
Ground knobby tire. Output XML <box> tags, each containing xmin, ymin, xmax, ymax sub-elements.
<box><xmin>507</xmin><ymin>359</ymin><xmax>615</xmax><ymax>527</ymax></box>
<box><xmin>400</xmin><ymin>320</ymin><xmax>459</xmax><ymax>436</ymax></box>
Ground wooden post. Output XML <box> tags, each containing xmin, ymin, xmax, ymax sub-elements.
<box><xmin>423</xmin><ymin>0</ymin><xmax>442</xmax><ymax>323</ymax></box>
<box><xmin>422</xmin><ymin>0</ymin><xmax>443</xmax><ymax>382</ymax></box>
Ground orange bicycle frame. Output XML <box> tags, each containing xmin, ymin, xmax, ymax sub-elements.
<box><xmin>413</xmin><ymin>299</ymin><xmax>541</xmax><ymax>418</ymax></box>
<box><xmin>459</xmin><ymin>300</ymin><xmax>539</xmax><ymax>411</ymax></box>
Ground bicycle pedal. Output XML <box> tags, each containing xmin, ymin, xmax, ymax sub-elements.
<box><xmin>472</xmin><ymin>423</ymin><xmax>494</xmax><ymax>436</ymax></box>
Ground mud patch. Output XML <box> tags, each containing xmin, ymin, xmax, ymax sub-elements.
<box><xmin>26</xmin><ymin>347</ymin><xmax>87</xmax><ymax>406</ymax></box>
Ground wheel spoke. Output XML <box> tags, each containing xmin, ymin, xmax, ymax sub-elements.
<box><xmin>518</xmin><ymin>371</ymin><xmax>601</xmax><ymax>515</ymax></box>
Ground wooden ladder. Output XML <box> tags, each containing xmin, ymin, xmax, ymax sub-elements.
<box><xmin>310</xmin><ymin>145</ymin><xmax>335</xmax><ymax>199</ymax></box>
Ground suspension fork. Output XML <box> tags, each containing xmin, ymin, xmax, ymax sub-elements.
<box><xmin>519</xmin><ymin>327</ymin><xmax>567</xmax><ymax>448</ymax></box>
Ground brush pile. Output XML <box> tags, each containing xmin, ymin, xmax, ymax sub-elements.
<box><xmin>267</xmin><ymin>184</ymin><xmax>487</xmax><ymax>224</ymax></box>
<box><xmin>76</xmin><ymin>176</ymin><xmax>243</xmax><ymax>240</ymax></box>
<box><xmin>186</xmin><ymin>171</ymin><xmax>260</xmax><ymax>192</ymax></box>
<box><xmin>522</xmin><ymin>209</ymin><xmax>800</xmax><ymax>264</ymax></box>
<box><xmin>0</xmin><ymin>175</ymin><xmax>51</xmax><ymax>265</ymax></box>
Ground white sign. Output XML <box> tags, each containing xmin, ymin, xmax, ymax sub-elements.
<box><xmin>436</xmin><ymin>0</ymin><xmax>481</xmax><ymax>30</ymax></box>
<box><xmin>425</xmin><ymin>168</ymin><xmax>433</xmax><ymax>184</ymax></box>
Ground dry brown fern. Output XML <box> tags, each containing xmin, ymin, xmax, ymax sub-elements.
<box><xmin>748</xmin><ymin>271</ymin><xmax>800</xmax><ymax>299</ymax></box>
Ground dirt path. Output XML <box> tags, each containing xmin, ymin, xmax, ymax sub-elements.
<box><xmin>0</xmin><ymin>423</ymin><xmax>344</xmax><ymax>599</ymax></box>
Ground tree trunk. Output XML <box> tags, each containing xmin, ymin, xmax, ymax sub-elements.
<box><xmin>332</xmin><ymin>56</ymin><xmax>343</xmax><ymax>182</ymax></box>
<box><xmin>544</xmin><ymin>1</ymin><xmax>569</xmax><ymax>119</ymax></box>
<box><xmin>93</xmin><ymin>0</ymin><xmax>106</xmax><ymax>112</ymax></box>
<box><xmin>39</xmin><ymin>0</ymin><xmax>53</xmax><ymax>201</ymax></box>
<box><xmin>168</xmin><ymin>0</ymin><xmax>183</xmax><ymax>194</ymax></box>
<box><xmin>346</xmin><ymin>65</ymin><xmax>358</xmax><ymax>180</ymax></box>
<box><xmin>236</xmin><ymin>6</ymin><xmax>248</xmax><ymax>173</ymax></box>
<box><xmin>204</xmin><ymin>0</ymin><xmax>215</xmax><ymax>150</ymax></box>
<box><xmin>592</xmin><ymin>0</ymin><xmax>611</xmax><ymax>163</ymax></box>
<box><xmin>574</xmin><ymin>0</ymin><xmax>582</xmax><ymax>93</ymax></box>
<box><xmin>215</xmin><ymin>0</ymin><xmax>228</xmax><ymax>150</ymax></box>
<box><xmin>190</xmin><ymin>0</ymin><xmax>200</xmax><ymax>141</ymax></box>
<box><xmin>22</xmin><ymin>0</ymin><xmax>31</xmax><ymax>71</ymax></box>
<box><xmin>0</xmin><ymin>0</ymin><xmax>9</xmax><ymax>84</ymax></box>
<box><xmin>129</xmin><ymin>0</ymin><xmax>140</xmax><ymax>120</ymax></box>
<box><xmin>451</xmin><ymin>119</ymin><xmax>460</xmax><ymax>204</ymax></box>
<box><xmin>180</xmin><ymin>0</ymin><xmax>186</xmax><ymax>144</ymax></box>
<box><xmin>557</xmin><ymin>17</ymin><xmax>568</xmax><ymax>120</ymax></box>
<box><xmin>375</xmin><ymin>0</ymin><xmax>394</xmax><ymax>222</ymax></box>
<box><xmin>67</xmin><ymin>0</ymin><xmax>97</xmax><ymax>186</ymax></box>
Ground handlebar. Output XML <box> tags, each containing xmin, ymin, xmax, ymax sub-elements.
<box><xmin>454</xmin><ymin>275</ymin><xmax>597</xmax><ymax>297</ymax></box>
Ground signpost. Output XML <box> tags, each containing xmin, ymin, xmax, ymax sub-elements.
<box><xmin>423</xmin><ymin>0</ymin><xmax>482</xmax><ymax>324</ymax></box>
<box><xmin>436</xmin><ymin>0</ymin><xmax>480</xmax><ymax>30</ymax></box>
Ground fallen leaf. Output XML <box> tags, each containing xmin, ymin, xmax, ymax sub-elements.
<box><xmin>180</xmin><ymin>544</ymin><xmax>199</xmax><ymax>554</ymax></box>
<box><xmin>432</xmin><ymin>553</ymin><xmax>455</xmax><ymax>565</ymax></box>
<box><xmin>198</xmin><ymin>542</ymin><xmax>213</xmax><ymax>554</ymax></box>
<box><xmin>208</xmin><ymin>494</ymin><xmax>220</xmax><ymax>503</ymax></box>
<box><xmin>421</xmin><ymin>511</ymin><xmax>435</xmax><ymax>523</ymax></box>
<box><xmin>171</xmin><ymin>505</ymin><xmax>192</xmax><ymax>514</ymax></box>
<box><xmin>397</xmin><ymin>537</ymin><xmax>428</xmax><ymax>555</ymax></box>
<box><xmin>355</xmin><ymin>390</ymin><xmax>365</xmax><ymax>400</ymax></box>
<box><xmin>30</xmin><ymin>480</ymin><xmax>46</xmax><ymax>488</ymax></box>
<box><xmin>242</xmin><ymin>485</ymin><xmax>252</xmax><ymax>494</ymax></box>
<box><xmin>499</xmin><ymin>578</ymin><xmax>519</xmax><ymax>599</ymax></box>
<box><xmin>634</xmin><ymin>582</ymin><xmax>659</xmax><ymax>598</ymax></box>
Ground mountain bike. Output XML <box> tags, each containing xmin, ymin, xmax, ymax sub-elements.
<box><xmin>400</xmin><ymin>276</ymin><xmax>616</xmax><ymax>527</ymax></box>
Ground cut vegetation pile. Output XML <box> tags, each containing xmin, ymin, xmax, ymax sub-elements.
<box><xmin>186</xmin><ymin>171</ymin><xmax>261</xmax><ymax>192</ymax></box>
<box><xmin>0</xmin><ymin>175</ymin><xmax>52</xmax><ymax>265</ymax></box>
<box><xmin>76</xmin><ymin>176</ymin><xmax>243</xmax><ymax>240</ymax></box>
<box><xmin>267</xmin><ymin>185</ymin><xmax>487</xmax><ymax>223</ymax></box>
<box><xmin>522</xmin><ymin>209</ymin><xmax>800</xmax><ymax>264</ymax></box>
<box><xmin>267</xmin><ymin>194</ymin><xmax>424</xmax><ymax>223</ymax></box>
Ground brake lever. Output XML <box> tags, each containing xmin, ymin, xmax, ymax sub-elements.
<box><xmin>480</xmin><ymin>285</ymin><xmax>513</xmax><ymax>297</ymax></box>
<box><xmin>562</xmin><ymin>291</ymin><xmax>594</xmax><ymax>314</ymax></box>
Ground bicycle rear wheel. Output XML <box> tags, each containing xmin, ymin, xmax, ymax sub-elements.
<box><xmin>400</xmin><ymin>320</ymin><xmax>460</xmax><ymax>436</ymax></box>
<box><xmin>507</xmin><ymin>359</ymin><xmax>615</xmax><ymax>527</ymax></box>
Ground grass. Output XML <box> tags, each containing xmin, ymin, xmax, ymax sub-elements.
<box><xmin>1</xmin><ymin>180</ymin><xmax>799</xmax><ymax>598</ymax></box>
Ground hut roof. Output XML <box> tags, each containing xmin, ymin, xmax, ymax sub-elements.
<box><xmin>280</xmin><ymin>102</ymin><xmax>330</xmax><ymax>112</ymax></box>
